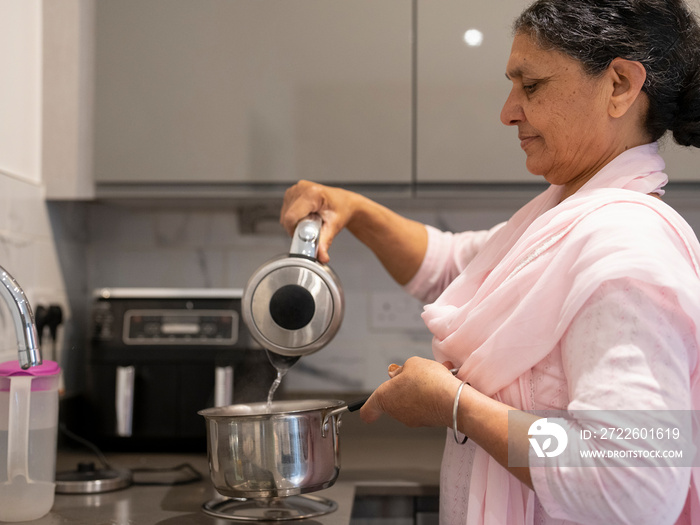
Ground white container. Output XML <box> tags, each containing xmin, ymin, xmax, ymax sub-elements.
<box><xmin>0</xmin><ymin>360</ymin><xmax>60</xmax><ymax>522</ymax></box>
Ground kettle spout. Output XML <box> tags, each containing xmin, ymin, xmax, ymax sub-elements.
<box><xmin>0</xmin><ymin>267</ymin><xmax>41</xmax><ymax>369</ymax></box>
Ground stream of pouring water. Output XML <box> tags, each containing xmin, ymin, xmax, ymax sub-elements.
<box><xmin>265</xmin><ymin>350</ymin><xmax>300</xmax><ymax>411</ymax></box>
<box><xmin>266</xmin><ymin>370</ymin><xmax>285</xmax><ymax>409</ymax></box>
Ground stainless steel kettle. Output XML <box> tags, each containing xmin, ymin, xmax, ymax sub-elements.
<box><xmin>241</xmin><ymin>214</ymin><xmax>344</xmax><ymax>358</ymax></box>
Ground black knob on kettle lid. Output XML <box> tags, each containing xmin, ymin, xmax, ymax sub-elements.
<box><xmin>269</xmin><ymin>284</ymin><xmax>316</xmax><ymax>330</ymax></box>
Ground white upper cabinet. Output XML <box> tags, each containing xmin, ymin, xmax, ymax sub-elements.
<box><xmin>416</xmin><ymin>0</ymin><xmax>533</xmax><ymax>184</ymax></box>
<box><xmin>93</xmin><ymin>0</ymin><xmax>412</xmax><ymax>186</ymax></box>
<box><xmin>45</xmin><ymin>0</ymin><xmax>700</xmax><ymax>197</ymax></box>
<box><xmin>43</xmin><ymin>0</ymin><xmax>96</xmax><ymax>199</ymax></box>
<box><xmin>664</xmin><ymin>144</ymin><xmax>700</xmax><ymax>182</ymax></box>
<box><xmin>416</xmin><ymin>0</ymin><xmax>700</xmax><ymax>184</ymax></box>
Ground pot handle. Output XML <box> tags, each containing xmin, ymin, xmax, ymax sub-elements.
<box><xmin>289</xmin><ymin>214</ymin><xmax>323</xmax><ymax>260</ymax></box>
<box><xmin>322</xmin><ymin>397</ymin><xmax>368</xmax><ymax>437</ymax></box>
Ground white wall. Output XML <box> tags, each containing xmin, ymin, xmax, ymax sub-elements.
<box><xmin>0</xmin><ymin>1</ymin><xmax>75</xmax><ymax>386</ymax></box>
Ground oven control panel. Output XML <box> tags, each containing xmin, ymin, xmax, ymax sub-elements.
<box><xmin>122</xmin><ymin>309</ymin><xmax>239</xmax><ymax>345</ymax></box>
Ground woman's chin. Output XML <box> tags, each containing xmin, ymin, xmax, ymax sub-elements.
<box><xmin>524</xmin><ymin>158</ymin><xmax>547</xmax><ymax>179</ymax></box>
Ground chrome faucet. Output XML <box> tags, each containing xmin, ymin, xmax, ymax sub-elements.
<box><xmin>0</xmin><ymin>266</ymin><xmax>41</xmax><ymax>369</ymax></box>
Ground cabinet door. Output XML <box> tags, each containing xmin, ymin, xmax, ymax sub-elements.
<box><xmin>94</xmin><ymin>0</ymin><xmax>412</xmax><ymax>186</ymax></box>
<box><xmin>417</xmin><ymin>0</ymin><xmax>530</xmax><ymax>184</ymax></box>
<box><xmin>664</xmin><ymin>144</ymin><xmax>700</xmax><ymax>182</ymax></box>
<box><xmin>417</xmin><ymin>0</ymin><xmax>700</xmax><ymax>184</ymax></box>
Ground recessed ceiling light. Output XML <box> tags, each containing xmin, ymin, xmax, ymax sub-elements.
<box><xmin>463</xmin><ymin>29</ymin><xmax>484</xmax><ymax>47</ymax></box>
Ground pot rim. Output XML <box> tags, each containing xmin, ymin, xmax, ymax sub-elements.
<box><xmin>198</xmin><ymin>398</ymin><xmax>345</xmax><ymax>419</ymax></box>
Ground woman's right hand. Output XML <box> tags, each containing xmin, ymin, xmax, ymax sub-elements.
<box><xmin>281</xmin><ymin>179</ymin><xmax>428</xmax><ymax>284</ymax></box>
<box><xmin>280</xmin><ymin>180</ymin><xmax>358</xmax><ymax>264</ymax></box>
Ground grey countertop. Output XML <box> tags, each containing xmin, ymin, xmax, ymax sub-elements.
<box><xmin>17</xmin><ymin>419</ymin><xmax>445</xmax><ymax>524</ymax></box>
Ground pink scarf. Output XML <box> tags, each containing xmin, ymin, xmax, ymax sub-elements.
<box><xmin>422</xmin><ymin>143</ymin><xmax>700</xmax><ymax>524</ymax></box>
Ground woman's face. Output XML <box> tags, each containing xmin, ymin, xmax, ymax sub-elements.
<box><xmin>501</xmin><ymin>33</ymin><xmax>617</xmax><ymax>190</ymax></box>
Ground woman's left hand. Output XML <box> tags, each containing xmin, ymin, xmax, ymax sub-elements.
<box><xmin>365</xmin><ymin>356</ymin><xmax>536</xmax><ymax>489</ymax></box>
<box><xmin>360</xmin><ymin>357</ymin><xmax>461</xmax><ymax>428</ymax></box>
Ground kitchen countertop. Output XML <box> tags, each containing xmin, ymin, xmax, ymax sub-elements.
<box><xmin>17</xmin><ymin>419</ymin><xmax>445</xmax><ymax>524</ymax></box>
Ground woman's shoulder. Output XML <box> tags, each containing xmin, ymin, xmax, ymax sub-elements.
<box><xmin>577</xmin><ymin>191</ymin><xmax>692</xmax><ymax>236</ymax></box>
<box><xmin>571</xmin><ymin>192</ymin><xmax>700</xmax><ymax>270</ymax></box>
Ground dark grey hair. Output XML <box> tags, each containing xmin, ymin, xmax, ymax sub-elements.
<box><xmin>514</xmin><ymin>0</ymin><xmax>700</xmax><ymax>148</ymax></box>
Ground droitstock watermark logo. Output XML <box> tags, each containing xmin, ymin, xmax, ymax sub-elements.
<box><xmin>528</xmin><ymin>418</ymin><xmax>569</xmax><ymax>458</ymax></box>
<box><xmin>508</xmin><ymin>410</ymin><xmax>700</xmax><ymax>468</ymax></box>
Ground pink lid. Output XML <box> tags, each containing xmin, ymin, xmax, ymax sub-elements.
<box><xmin>0</xmin><ymin>360</ymin><xmax>60</xmax><ymax>377</ymax></box>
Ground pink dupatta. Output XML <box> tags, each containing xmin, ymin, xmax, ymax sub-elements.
<box><xmin>421</xmin><ymin>143</ymin><xmax>700</xmax><ymax>524</ymax></box>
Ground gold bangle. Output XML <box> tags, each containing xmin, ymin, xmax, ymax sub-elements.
<box><xmin>452</xmin><ymin>380</ymin><xmax>469</xmax><ymax>445</ymax></box>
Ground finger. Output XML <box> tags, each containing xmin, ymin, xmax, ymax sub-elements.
<box><xmin>388</xmin><ymin>363</ymin><xmax>402</xmax><ymax>378</ymax></box>
<box><xmin>316</xmin><ymin>218</ymin><xmax>343</xmax><ymax>264</ymax></box>
<box><xmin>280</xmin><ymin>182</ymin><xmax>321</xmax><ymax>236</ymax></box>
<box><xmin>442</xmin><ymin>361</ymin><xmax>457</xmax><ymax>372</ymax></box>
<box><xmin>280</xmin><ymin>200</ymin><xmax>317</xmax><ymax>237</ymax></box>
<box><xmin>316</xmin><ymin>240</ymin><xmax>332</xmax><ymax>264</ymax></box>
<box><xmin>359</xmin><ymin>393</ymin><xmax>383</xmax><ymax>423</ymax></box>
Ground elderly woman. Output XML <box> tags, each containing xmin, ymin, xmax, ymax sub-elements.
<box><xmin>281</xmin><ymin>0</ymin><xmax>700</xmax><ymax>523</ymax></box>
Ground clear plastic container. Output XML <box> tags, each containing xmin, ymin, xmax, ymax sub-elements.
<box><xmin>0</xmin><ymin>360</ymin><xmax>60</xmax><ymax>522</ymax></box>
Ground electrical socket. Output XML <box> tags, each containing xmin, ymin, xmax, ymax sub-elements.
<box><xmin>369</xmin><ymin>292</ymin><xmax>425</xmax><ymax>331</ymax></box>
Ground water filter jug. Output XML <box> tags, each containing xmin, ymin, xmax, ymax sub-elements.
<box><xmin>0</xmin><ymin>360</ymin><xmax>60</xmax><ymax>522</ymax></box>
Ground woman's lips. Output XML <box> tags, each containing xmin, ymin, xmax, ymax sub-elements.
<box><xmin>519</xmin><ymin>135</ymin><xmax>538</xmax><ymax>150</ymax></box>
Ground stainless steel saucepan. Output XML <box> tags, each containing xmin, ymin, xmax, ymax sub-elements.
<box><xmin>199</xmin><ymin>398</ymin><xmax>365</xmax><ymax>499</ymax></box>
<box><xmin>242</xmin><ymin>214</ymin><xmax>344</xmax><ymax>359</ymax></box>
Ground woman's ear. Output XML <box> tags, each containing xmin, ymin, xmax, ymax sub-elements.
<box><xmin>607</xmin><ymin>58</ymin><xmax>647</xmax><ymax>119</ymax></box>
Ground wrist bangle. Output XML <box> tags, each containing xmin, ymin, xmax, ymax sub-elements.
<box><xmin>452</xmin><ymin>380</ymin><xmax>469</xmax><ymax>445</ymax></box>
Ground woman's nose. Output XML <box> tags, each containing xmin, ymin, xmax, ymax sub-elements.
<box><xmin>500</xmin><ymin>90</ymin><xmax>523</xmax><ymax>126</ymax></box>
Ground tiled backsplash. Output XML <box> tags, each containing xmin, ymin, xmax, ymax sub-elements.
<box><xmin>76</xmin><ymin>195</ymin><xmax>527</xmax><ymax>393</ymax></box>
<box><xmin>82</xmin><ymin>203</ymin><xmax>442</xmax><ymax>393</ymax></box>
